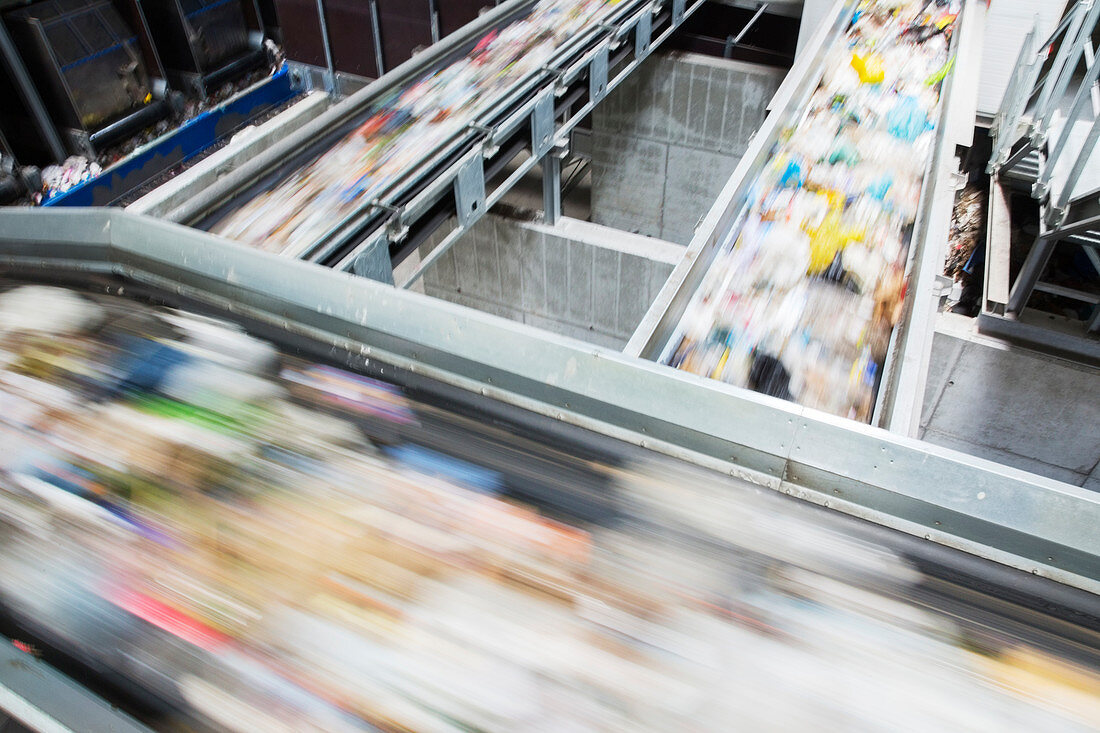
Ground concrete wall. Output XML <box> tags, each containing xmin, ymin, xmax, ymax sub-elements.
<box><xmin>920</xmin><ymin>317</ymin><xmax>1100</xmax><ymax>490</ymax></box>
<box><xmin>413</xmin><ymin>215</ymin><xmax>679</xmax><ymax>349</ymax></box>
<box><xmin>590</xmin><ymin>52</ymin><xmax>786</xmax><ymax>244</ymax></box>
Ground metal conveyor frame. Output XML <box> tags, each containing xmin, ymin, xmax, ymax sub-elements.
<box><xmin>0</xmin><ymin>206</ymin><xmax>1097</xmax><ymax>598</ymax></box>
<box><xmin>626</xmin><ymin>0</ymin><xmax>983</xmax><ymax>436</ymax></box>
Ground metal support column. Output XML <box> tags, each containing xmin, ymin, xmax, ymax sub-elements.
<box><xmin>723</xmin><ymin>2</ymin><xmax>768</xmax><ymax>58</ymax></box>
<box><xmin>428</xmin><ymin>0</ymin><xmax>441</xmax><ymax>43</ymax></box>
<box><xmin>0</xmin><ymin>18</ymin><xmax>66</xmax><ymax>162</ymax></box>
<box><xmin>315</xmin><ymin>0</ymin><xmax>337</xmax><ymax>93</ymax></box>
<box><xmin>543</xmin><ymin>152</ymin><xmax>562</xmax><ymax>226</ymax></box>
<box><xmin>369</xmin><ymin>0</ymin><xmax>386</xmax><ymax>77</ymax></box>
<box><xmin>1006</xmin><ymin>235</ymin><xmax>1056</xmax><ymax>315</ymax></box>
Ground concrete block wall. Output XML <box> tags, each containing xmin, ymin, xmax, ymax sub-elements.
<box><xmin>590</xmin><ymin>52</ymin><xmax>786</xmax><ymax>244</ymax></box>
<box><xmin>920</xmin><ymin>319</ymin><xmax>1100</xmax><ymax>490</ymax></box>
<box><xmin>417</xmin><ymin>215</ymin><xmax>677</xmax><ymax>349</ymax></box>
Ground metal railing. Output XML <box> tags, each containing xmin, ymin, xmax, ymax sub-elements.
<box><xmin>985</xmin><ymin>0</ymin><xmax>1100</xmax><ymax>342</ymax></box>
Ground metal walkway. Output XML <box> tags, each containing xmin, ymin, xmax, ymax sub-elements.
<box><xmin>986</xmin><ymin>0</ymin><xmax>1100</xmax><ymax>354</ymax></box>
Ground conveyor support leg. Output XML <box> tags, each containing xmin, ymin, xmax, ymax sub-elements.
<box><xmin>543</xmin><ymin>153</ymin><xmax>562</xmax><ymax>225</ymax></box>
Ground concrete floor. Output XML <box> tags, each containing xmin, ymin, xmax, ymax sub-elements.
<box><xmin>920</xmin><ymin>312</ymin><xmax>1100</xmax><ymax>491</ymax></box>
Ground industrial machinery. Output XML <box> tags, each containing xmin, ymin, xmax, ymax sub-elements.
<box><xmin>0</xmin><ymin>0</ymin><xmax>301</xmax><ymax>204</ymax></box>
<box><xmin>0</xmin><ymin>207</ymin><xmax>1097</xmax><ymax>730</ymax></box>
<box><xmin>137</xmin><ymin>0</ymin><xmax>268</xmax><ymax>96</ymax></box>
<box><xmin>151</xmin><ymin>0</ymin><xmax>699</xmax><ymax>270</ymax></box>
<box><xmin>134</xmin><ymin>0</ymin><xmax>974</xmax><ymax>434</ymax></box>
<box><xmin>2</xmin><ymin>0</ymin><xmax>174</xmax><ymax>156</ymax></box>
<box><xmin>983</xmin><ymin>0</ymin><xmax>1100</xmax><ymax>360</ymax></box>
<box><xmin>0</xmin><ymin>0</ymin><xmax>1098</xmax><ymax>729</ymax></box>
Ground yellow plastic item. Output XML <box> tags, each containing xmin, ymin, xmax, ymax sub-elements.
<box><xmin>710</xmin><ymin>347</ymin><xmax>731</xmax><ymax>380</ymax></box>
<box><xmin>926</xmin><ymin>55</ymin><xmax>955</xmax><ymax>86</ymax></box>
<box><xmin>850</xmin><ymin>52</ymin><xmax>885</xmax><ymax>84</ymax></box>
<box><xmin>806</xmin><ymin>210</ymin><xmax>846</xmax><ymax>274</ymax></box>
<box><xmin>805</xmin><ymin>208</ymin><xmax>866</xmax><ymax>275</ymax></box>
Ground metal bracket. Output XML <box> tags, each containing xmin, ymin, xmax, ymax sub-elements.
<box><xmin>1028</xmin><ymin>125</ymin><xmax>1047</xmax><ymax>148</ymax></box>
<box><xmin>1045</xmin><ymin>204</ymin><xmax>1069</xmax><ymax>232</ymax></box>
<box><xmin>672</xmin><ymin>0</ymin><xmax>686</xmax><ymax>25</ymax></box>
<box><xmin>636</xmin><ymin>7</ymin><xmax>653</xmax><ymax>58</ymax></box>
<box><xmin>532</xmin><ymin>92</ymin><xmax>555</xmax><ymax>159</ymax></box>
<box><xmin>455</xmin><ymin>155</ymin><xmax>486</xmax><ymax>228</ymax></box>
<box><xmin>590</xmin><ymin>43</ymin><xmax>610</xmax><ymax>103</ymax></box>
<box><xmin>368</xmin><ymin>200</ymin><xmax>409</xmax><ymax>241</ymax></box>
<box><xmin>467</xmin><ymin>122</ymin><xmax>499</xmax><ymax>156</ymax></box>
<box><xmin>550</xmin><ymin>137</ymin><xmax>570</xmax><ymax>159</ymax></box>
<box><xmin>539</xmin><ymin>64</ymin><xmax>568</xmax><ymax>96</ymax></box>
<box><xmin>351</xmin><ymin>237</ymin><xmax>395</xmax><ymax>285</ymax></box>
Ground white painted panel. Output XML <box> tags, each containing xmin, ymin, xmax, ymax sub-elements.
<box><xmin>979</xmin><ymin>0</ymin><xmax>1068</xmax><ymax>116</ymax></box>
<box><xmin>796</xmin><ymin>0</ymin><xmax>837</xmax><ymax>58</ymax></box>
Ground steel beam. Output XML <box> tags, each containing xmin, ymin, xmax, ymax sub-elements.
<box><xmin>1032</xmin><ymin>0</ymin><xmax>1096</xmax><ymax>139</ymax></box>
<box><xmin>0</xmin><ymin>633</ymin><xmax>151</xmax><ymax>733</ymax></box>
<box><xmin>1006</xmin><ymin>235</ymin><xmax>1056</xmax><ymax>315</ymax></box>
<box><xmin>1036</xmin><ymin>34</ymin><xmax>1100</xmax><ymax>198</ymax></box>
<box><xmin>369</xmin><ymin>0</ymin><xmax>386</xmax><ymax>77</ymax></box>
<box><xmin>1050</xmin><ymin>110</ymin><xmax>1100</xmax><ymax>218</ymax></box>
<box><xmin>341</xmin><ymin>0</ymin><xmax>705</xmax><ymax>282</ymax></box>
<box><xmin>1000</xmin><ymin>139</ymin><xmax>1039</xmax><ymax>175</ymax></box>
<box><xmin>2</xmin><ymin>207</ymin><xmax>1100</xmax><ymax>596</ymax></box>
<box><xmin>1033</xmin><ymin>280</ymin><xmax>1100</xmax><ymax>304</ymax></box>
<box><xmin>0</xmin><ymin>19</ymin><xmax>66</xmax><ymax>162</ymax></box>
<box><xmin>314</xmin><ymin>0</ymin><xmax>337</xmax><ymax>93</ymax></box>
<box><xmin>542</xmin><ymin>150</ymin><xmax>563</xmax><ymax>226</ymax></box>
<box><xmin>989</xmin><ymin>24</ymin><xmax>1041</xmax><ymax>171</ymax></box>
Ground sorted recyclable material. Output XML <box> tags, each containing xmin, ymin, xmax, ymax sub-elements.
<box><xmin>667</xmin><ymin>0</ymin><xmax>962</xmax><ymax>422</ymax></box>
<box><xmin>208</xmin><ymin>0</ymin><xmax>623</xmax><ymax>256</ymax></box>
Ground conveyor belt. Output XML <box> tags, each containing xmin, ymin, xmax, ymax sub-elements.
<box><xmin>164</xmin><ymin>0</ymin><xmax>700</xmax><ymax>269</ymax></box>
<box><xmin>627</xmin><ymin>0</ymin><xmax>978</xmax><ymax>434</ymax></box>
<box><xmin>1</xmin><ymin>206</ymin><xmax>1097</xmax><ymax>591</ymax></box>
<box><xmin>0</xmin><ymin>268</ymin><xmax>1098</xmax><ymax>730</ymax></box>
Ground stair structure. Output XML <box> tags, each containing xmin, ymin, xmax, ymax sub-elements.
<box><xmin>984</xmin><ymin>0</ymin><xmax>1100</xmax><ymax>359</ymax></box>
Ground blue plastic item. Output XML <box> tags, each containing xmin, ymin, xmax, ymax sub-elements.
<box><xmin>779</xmin><ymin>160</ymin><xmax>804</xmax><ymax>188</ymax></box>
<box><xmin>868</xmin><ymin>174</ymin><xmax>893</xmax><ymax>199</ymax></box>
<box><xmin>886</xmin><ymin>95</ymin><xmax>931</xmax><ymax>142</ymax></box>
<box><xmin>383</xmin><ymin>444</ymin><xmax>504</xmax><ymax>494</ymax></box>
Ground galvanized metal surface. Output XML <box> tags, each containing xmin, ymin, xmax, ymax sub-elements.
<box><xmin>879</xmin><ymin>0</ymin><xmax>980</xmax><ymax>435</ymax></box>
<box><xmin>985</xmin><ymin>1</ymin><xmax>1100</xmax><ymax>347</ymax></box>
<box><xmin>314</xmin><ymin>0</ymin><xmax>695</xmax><ymax>268</ymax></box>
<box><xmin>372</xmin><ymin>0</ymin><xmax>704</xmax><ymax>286</ymax></box>
<box><xmin>161</xmin><ymin>0</ymin><xmax>702</xmax><ymax>279</ymax></box>
<box><xmin>454</xmin><ymin>153</ymin><xmax>487</xmax><ymax>228</ymax></box>
<box><xmin>0</xmin><ymin>634</ymin><xmax>151</xmax><ymax>733</ymax></box>
<box><xmin>1</xmin><ymin>207</ymin><xmax>1098</xmax><ymax>596</ymax></box>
